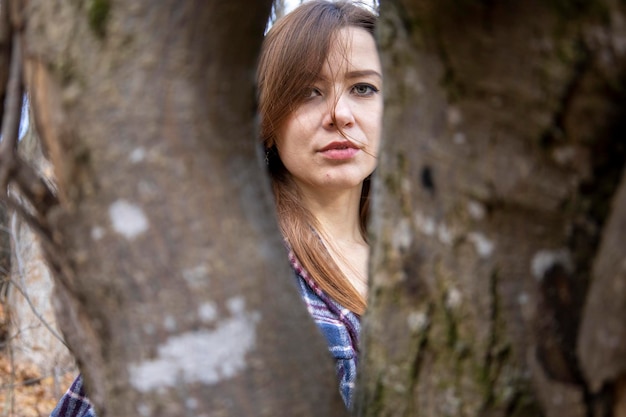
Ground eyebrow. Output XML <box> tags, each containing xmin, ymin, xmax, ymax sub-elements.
<box><xmin>314</xmin><ymin>69</ymin><xmax>383</xmax><ymax>84</ymax></box>
<box><xmin>345</xmin><ymin>70</ymin><xmax>383</xmax><ymax>80</ymax></box>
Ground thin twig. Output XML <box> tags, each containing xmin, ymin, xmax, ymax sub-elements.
<box><xmin>4</xmin><ymin>277</ymin><xmax>68</xmax><ymax>348</ymax></box>
<box><xmin>0</xmin><ymin>365</ymin><xmax>76</xmax><ymax>391</ymax></box>
<box><xmin>0</xmin><ymin>30</ymin><xmax>22</xmax><ymax>157</ymax></box>
<box><xmin>5</xmin><ymin>195</ymin><xmax>79</xmax><ymax>301</ymax></box>
<box><xmin>3</xmin><ymin>196</ymin><xmax>52</xmax><ymax>247</ymax></box>
<box><xmin>11</xmin><ymin>155</ymin><xmax>58</xmax><ymax>217</ymax></box>
<box><xmin>7</xmin><ymin>325</ymin><xmax>15</xmax><ymax>417</ymax></box>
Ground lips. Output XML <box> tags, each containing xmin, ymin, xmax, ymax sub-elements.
<box><xmin>319</xmin><ymin>141</ymin><xmax>360</xmax><ymax>160</ymax></box>
<box><xmin>319</xmin><ymin>141</ymin><xmax>359</xmax><ymax>152</ymax></box>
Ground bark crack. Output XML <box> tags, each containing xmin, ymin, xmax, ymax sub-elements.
<box><xmin>405</xmin><ymin>302</ymin><xmax>433</xmax><ymax>417</ymax></box>
<box><xmin>539</xmin><ymin>36</ymin><xmax>592</xmax><ymax>148</ymax></box>
<box><xmin>480</xmin><ymin>268</ymin><xmax>514</xmax><ymax>412</ymax></box>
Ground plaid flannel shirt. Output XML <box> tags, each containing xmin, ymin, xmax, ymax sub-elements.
<box><xmin>49</xmin><ymin>250</ymin><xmax>360</xmax><ymax>417</ymax></box>
<box><xmin>49</xmin><ymin>376</ymin><xmax>95</xmax><ymax>417</ymax></box>
<box><xmin>288</xmin><ymin>249</ymin><xmax>361</xmax><ymax>407</ymax></box>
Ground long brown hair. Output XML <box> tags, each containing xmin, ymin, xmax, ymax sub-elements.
<box><xmin>257</xmin><ymin>1</ymin><xmax>377</xmax><ymax>315</ymax></box>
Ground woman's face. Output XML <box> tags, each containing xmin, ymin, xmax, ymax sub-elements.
<box><xmin>275</xmin><ymin>26</ymin><xmax>382</xmax><ymax>196</ymax></box>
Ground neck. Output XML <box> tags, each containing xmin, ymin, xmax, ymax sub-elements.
<box><xmin>295</xmin><ymin>181</ymin><xmax>369</xmax><ymax>299</ymax></box>
<box><xmin>297</xmin><ymin>183</ymin><xmax>365</xmax><ymax>244</ymax></box>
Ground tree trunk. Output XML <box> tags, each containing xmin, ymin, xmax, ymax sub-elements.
<box><xmin>358</xmin><ymin>1</ymin><xmax>626</xmax><ymax>416</ymax></box>
<box><xmin>6</xmin><ymin>117</ymin><xmax>73</xmax><ymax>380</ymax></box>
<box><xmin>12</xmin><ymin>0</ymin><xmax>626</xmax><ymax>416</ymax></box>
<box><xmin>20</xmin><ymin>1</ymin><xmax>346</xmax><ymax>416</ymax></box>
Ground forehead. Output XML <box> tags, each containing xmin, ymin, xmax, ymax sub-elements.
<box><xmin>323</xmin><ymin>26</ymin><xmax>381</xmax><ymax>74</ymax></box>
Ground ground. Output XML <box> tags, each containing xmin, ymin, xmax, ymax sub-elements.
<box><xmin>0</xmin><ymin>304</ymin><xmax>75</xmax><ymax>417</ymax></box>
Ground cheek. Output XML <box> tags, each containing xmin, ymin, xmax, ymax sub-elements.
<box><xmin>364</xmin><ymin>99</ymin><xmax>383</xmax><ymax>127</ymax></box>
<box><xmin>367</xmin><ymin>110</ymin><xmax>383</xmax><ymax>146</ymax></box>
<box><xmin>274</xmin><ymin>125</ymin><xmax>301</xmax><ymax>165</ymax></box>
<box><xmin>275</xmin><ymin>112</ymin><xmax>310</xmax><ymax>151</ymax></box>
<box><xmin>273</xmin><ymin>117</ymin><xmax>294</xmax><ymax>152</ymax></box>
<box><xmin>364</xmin><ymin>122</ymin><xmax>382</xmax><ymax>161</ymax></box>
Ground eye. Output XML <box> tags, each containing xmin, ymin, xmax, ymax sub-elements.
<box><xmin>302</xmin><ymin>86</ymin><xmax>322</xmax><ymax>99</ymax></box>
<box><xmin>351</xmin><ymin>83</ymin><xmax>379</xmax><ymax>97</ymax></box>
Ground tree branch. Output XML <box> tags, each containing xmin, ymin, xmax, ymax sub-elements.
<box><xmin>0</xmin><ymin>22</ymin><xmax>57</xmax><ymax>222</ymax></box>
<box><xmin>0</xmin><ymin>0</ymin><xmax>12</xmax><ymax>135</ymax></box>
<box><xmin>0</xmin><ymin>31</ymin><xmax>23</xmax><ymax>181</ymax></box>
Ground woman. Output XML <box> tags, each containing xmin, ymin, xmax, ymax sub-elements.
<box><xmin>50</xmin><ymin>1</ymin><xmax>381</xmax><ymax>415</ymax></box>
<box><xmin>258</xmin><ymin>0</ymin><xmax>381</xmax><ymax>408</ymax></box>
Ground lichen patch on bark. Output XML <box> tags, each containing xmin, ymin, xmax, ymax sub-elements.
<box><xmin>129</xmin><ymin>297</ymin><xmax>261</xmax><ymax>392</ymax></box>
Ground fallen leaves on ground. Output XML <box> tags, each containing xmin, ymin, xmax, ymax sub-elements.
<box><xmin>0</xmin><ymin>303</ymin><xmax>76</xmax><ymax>417</ymax></box>
<box><xmin>0</xmin><ymin>349</ymin><xmax>76</xmax><ymax>417</ymax></box>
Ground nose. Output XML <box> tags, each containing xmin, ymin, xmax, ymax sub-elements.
<box><xmin>323</xmin><ymin>93</ymin><xmax>355</xmax><ymax>130</ymax></box>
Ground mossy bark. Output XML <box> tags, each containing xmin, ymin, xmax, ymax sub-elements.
<box><xmin>357</xmin><ymin>0</ymin><xmax>626</xmax><ymax>416</ymax></box>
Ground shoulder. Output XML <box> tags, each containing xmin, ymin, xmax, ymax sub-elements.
<box><xmin>288</xmin><ymin>250</ymin><xmax>361</xmax><ymax>407</ymax></box>
<box><xmin>50</xmin><ymin>375</ymin><xmax>97</xmax><ymax>417</ymax></box>
<box><xmin>288</xmin><ymin>250</ymin><xmax>361</xmax><ymax>359</ymax></box>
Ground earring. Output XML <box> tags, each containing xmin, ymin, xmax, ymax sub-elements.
<box><xmin>265</xmin><ymin>148</ymin><xmax>270</xmax><ymax>166</ymax></box>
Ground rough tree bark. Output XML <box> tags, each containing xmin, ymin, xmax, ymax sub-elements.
<box><xmin>5</xmin><ymin>0</ymin><xmax>626</xmax><ymax>416</ymax></box>
<box><xmin>358</xmin><ymin>1</ymin><xmax>626</xmax><ymax>417</ymax></box>
<box><xmin>11</xmin><ymin>0</ymin><xmax>347</xmax><ymax>416</ymax></box>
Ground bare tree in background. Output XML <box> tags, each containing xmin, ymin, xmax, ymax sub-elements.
<box><xmin>270</xmin><ymin>0</ymin><xmax>289</xmax><ymax>23</ymax></box>
<box><xmin>0</xmin><ymin>113</ymin><xmax>76</xmax><ymax>416</ymax></box>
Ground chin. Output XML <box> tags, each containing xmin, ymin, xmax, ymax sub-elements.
<box><xmin>321</xmin><ymin>177</ymin><xmax>367</xmax><ymax>190</ymax></box>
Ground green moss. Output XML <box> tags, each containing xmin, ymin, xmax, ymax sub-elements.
<box><xmin>396</xmin><ymin>150</ymin><xmax>407</xmax><ymax>174</ymax></box>
<box><xmin>444</xmin><ymin>305</ymin><xmax>458</xmax><ymax>349</ymax></box>
<box><xmin>508</xmin><ymin>393</ymin><xmax>545</xmax><ymax>417</ymax></box>
<box><xmin>382</xmin><ymin>150</ymin><xmax>413</xmax><ymax>216</ymax></box>
<box><xmin>384</xmin><ymin>172</ymin><xmax>400</xmax><ymax>195</ymax></box>
<box><xmin>88</xmin><ymin>0</ymin><xmax>110</xmax><ymax>38</ymax></box>
<box><xmin>53</xmin><ymin>59</ymin><xmax>77</xmax><ymax>85</ymax></box>
<box><xmin>362</xmin><ymin>377</ymin><xmax>386</xmax><ymax>417</ymax></box>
